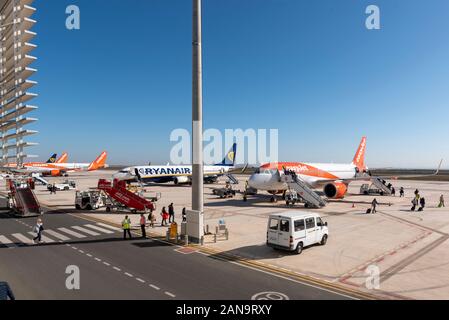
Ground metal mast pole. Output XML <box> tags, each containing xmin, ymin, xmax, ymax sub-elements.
<box><xmin>192</xmin><ymin>0</ymin><xmax>203</xmax><ymax>213</ymax></box>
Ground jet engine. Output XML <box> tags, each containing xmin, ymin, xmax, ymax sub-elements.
<box><xmin>174</xmin><ymin>176</ymin><xmax>190</xmax><ymax>185</ymax></box>
<box><xmin>323</xmin><ymin>182</ymin><xmax>348</xmax><ymax>199</ymax></box>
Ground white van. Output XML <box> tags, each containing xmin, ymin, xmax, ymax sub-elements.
<box><xmin>267</xmin><ymin>211</ymin><xmax>329</xmax><ymax>254</ymax></box>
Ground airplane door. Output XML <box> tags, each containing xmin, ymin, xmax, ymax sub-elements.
<box><xmin>268</xmin><ymin>218</ymin><xmax>280</xmax><ymax>245</ymax></box>
<box><xmin>305</xmin><ymin>217</ymin><xmax>317</xmax><ymax>246</ymax></box>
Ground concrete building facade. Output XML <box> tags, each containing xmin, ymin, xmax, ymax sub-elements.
<box><xmin>0</xmin><ymin>0</ymin><xmax>37</xmax><ymax>167</ymax></box>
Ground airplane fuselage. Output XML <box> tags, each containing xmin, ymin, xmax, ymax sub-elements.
<box><xmin>114</xmin><ymin>165</ymin><xmax>233</xmax><ymax>184</ymax></box>
<box><xmin>248</xmin><ymin>162</ymin><xmax>359</xmax><ymax>192</ymax></box>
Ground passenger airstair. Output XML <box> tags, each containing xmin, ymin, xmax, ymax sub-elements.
<box><xmin>281</xmin><ymin>171</ymin><xmax>327</xmax><ymax>208</ymax></box>
<box><xmin>8</xmin><ymin>180</ymin><xmax>42</xmax><ymax>217</ymax></box>
<box><xmin>371</xmin><ymin>177</ymin><xmax>392</xmax><ymax>195</ymax></box>
<box><xmin>98</xmin><ymin>179</ymin><xmax>155</xmax><ymax>212</ymax></box>
<box><xmin>32</xmin><ymin>173</ymin><xmax>49</xmax><ymax>186</ymax></box>
<box><xmin>226</xmin><ymin>173</ymin><xmax>239</xmax><ymax>185</ymax></box>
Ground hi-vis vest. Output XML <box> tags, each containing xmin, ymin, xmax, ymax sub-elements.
<box><xmin>122</xmin><ymin>219</ymin><xmax>131</xmax><ymax>229</ymax></box>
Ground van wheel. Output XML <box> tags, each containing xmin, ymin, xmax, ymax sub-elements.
<box><xmin>86</xmin><ymin>204</ymin><xmax>92</xmax><ymax>211</ymax></box>
<box><xmin>320</xmin><ymin>234</ymin><xmax>328</xmax><ymax>245</ymax></box>
<box><xmin>295</xmin><ymin>242</ymin><xmax>303</xmax><ymax>255</ymax></box>
<box><xmin>75</xmin><ymin>204</ymin><xmax>81</xmax><ymax>210</ymax></box>
<box><xmin>286</xmin><ymin>201</ymin><xmax>290</xmax><ymax>206</ymax></box>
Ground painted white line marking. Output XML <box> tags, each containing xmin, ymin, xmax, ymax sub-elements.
<box><xmin>96</xmin><ymin>222</ymin><xmax>121</xmax><ymax>231</ymax></box>
<box><xmin>26</xmin><ymin>233</ymin><xmax>56</xmax><ymax>243</ymax></box>
<box><xmin>45</xmin><ymin>230</ymin><xmax>70</xmax><ymax>241</ymax></box>
<box><xmin>113</xmin><ymin>267</ymin><xmax>121</xmax><ymax>271</ymax></box>
<box><xmin>165</xmin><ymin>292</ymin><xmax>176</xmax><ymax>298</ymax></box>
<box><xmin>58</xmin><ymin>227</ymin><xmax>86</xmax><ymax>239</ymax></box>
<box><xmin>84</xmin><ymin>224</ymin><xmax>114</xmax><ymax>234</ymax></box>
<box><xmin>86</xmin><ymin>254</ymin><xmax>93</xmax><ymax>257</ymax></box>
<box><xmin>124</xmin><ymin>272</ymin><xmax>134</xmax><ymax>277</ymax></box>
<box><xmin>11</xmin><ymin>233</ymin><xmax>32</xmax><ymax>244</ymax></box>
<box><xmin>136</xmin><ymin>278</ymin><xmax>145</xmax><ymax>283</ymax></box>
<box><xmin>103</xmin><ymin>262</ymin><xmax>110</xmax><ymax>266</ymax></box>
<box><xmin>150</xmin><ymin>284</ymin><xmax>160</xmax><ymax>290</ymax></box>
<box><xmin>95</xmin><ymin>258</ymin><xmax>102</xmax><ymax>262</ymax></box>
<box><xmin>72</xmin><ymin>246</ymin><xmax>78</xmax><ymax>250</ymax></box>
<box><xmin>72</xmin><ymin>225</ymin><xmax>100</xmax><ymax>236</ymax></box>
<box><xmin>79</xmin><ymin>250</ymin><xmax>85</xmax><ymax>254</ymax></box>
<box><xmin>0</xmin><ymin>235</ymin><xmax>17</xmax><ymax>248</ymax></box>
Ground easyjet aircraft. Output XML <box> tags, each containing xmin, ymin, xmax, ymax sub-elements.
<box><xmin>12</xmin><ymin>151</ymin><xmax>108</xmax><ymax>176</ymax></box>
<box><xmin>248</xmin><ymin>137</ymin><xmax>441</xmax><ymax>201</ymax></box>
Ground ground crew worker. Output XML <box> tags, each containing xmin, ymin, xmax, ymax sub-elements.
<box><xmin>439</xmin><ymin>195</ymin><xmax>445</xmax><ymax>208</ymax></box>
<box><xmin>182</xmin><ymin>207</ymin><xmax>186</xmax><ymax>222</ymax></box>
<box><xmin>140</xmin><ymin>213</ymin><xmax>146</xmax><ymax>238</ymax></box>
<box><xmin>371</xmin><ymin>198</ymin><xmax>379</xmax><ymax>214</ymax></box>
<box><xmin>400</xmin><ymin>187</ymin><xmax>405</xmax><ymax>197</ymax></box>
<box><xmin>122</xmin><ymin>215</ymin><xmax>132</xmax><ymax>239</ymax></box>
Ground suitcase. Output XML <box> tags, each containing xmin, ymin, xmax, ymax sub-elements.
<box><xmin>366</xmin><ymin>208</ymin><xmax>372</xmax><ymax>214</ymax></box>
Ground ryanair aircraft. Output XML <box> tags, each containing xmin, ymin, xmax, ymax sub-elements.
<box><xmin>114</xmin><ymin>143</ymin><xmax>237</xmax><ymax>185</ymax></box>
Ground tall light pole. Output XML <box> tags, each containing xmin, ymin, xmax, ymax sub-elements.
<box><xmin>192</xmin><ymin>0</ymin><xmax>203</xmax><ymax>213</ymax></box>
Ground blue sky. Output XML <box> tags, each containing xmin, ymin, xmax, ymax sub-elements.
<box><xmin>30</xmin><ymin>0</ymin><xmax>449</xmax><ymax>168</ymax></box>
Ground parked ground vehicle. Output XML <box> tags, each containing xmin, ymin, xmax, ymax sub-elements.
<box><xmin>267</xmin><ymin>211</ymin><xmax>328</xmax><ymax>254</ymax></box>
<box><xmin>75</xmin><ymin>190</ymin><xmax>106</xmax><ymax>210</ymax></box>
<box><xmin>285</xmin><ymin>190</ymin><xmax>299</xmax><ymax>206</ymax></box>
<box><xmin>48</xmin><ymin>180</ymin><xmax>76</xmax><ymax>191</ymax></box>
<box><xmin>360</xmin><ymin>183</ymin><xmax>384</xmax><ymax>196</ymax></box>
<box><xmin>212</xmin><ymin>187</ymin><xmax>236</xmax><ymax>198</ymax></box>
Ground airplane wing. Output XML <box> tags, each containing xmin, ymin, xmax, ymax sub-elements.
<box><xmin>369</xmin><ymin>159</ymin><xmax>443</xmax><ymax>180</ymax></box>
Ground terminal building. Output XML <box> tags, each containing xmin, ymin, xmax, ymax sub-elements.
<box><xmin>0</xmin><ymin>0</ymin><xmax>37</xmax><ymax>167</ymax></box>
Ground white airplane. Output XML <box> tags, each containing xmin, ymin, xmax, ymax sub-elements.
<box><xmin>248</xmin><ymin>137</ymin><xmax>442</xmax><ymax>200</ymax></box>
<box><xmin>114</xmin><ymin>144</ymin><xmax>237</xmax><ymax>185</ymax></box>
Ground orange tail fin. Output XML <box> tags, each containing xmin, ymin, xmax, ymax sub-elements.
<box><xmin>56</xmin><ymin>152</ymin><xmax>68</xmax><ymax>163</ymax></box>
<box><xmin>352</xmin><ymin>137</ymin><xmax>367</xmax><ymax>171</ymax></box>
<box><xmin>88</xmin><ymin>151</ymin><xmax>108</xmax><ymax>171</ymax></box>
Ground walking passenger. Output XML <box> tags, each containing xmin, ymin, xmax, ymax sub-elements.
<box><xmin>419</xmin><ymin>197</ymin><xmax>426</xmax><ymax>212</ymax></box>
<box><xmin>391</xmin><ymin>187</ymin><xmax>396</xmax><ymax>197</ymax></box>
<box><xmin>32</xmin><ymin>218</ymin><xmax>44</xmax><ymax>244</ymax></box>
<box><xmin>400</xmin><ymin>187</ymin><xmax>405</xmax><ymax>197</ymax></box>
<box><xmin>161</xmin><ymin>207</ymin><xmax>169</xmax><ymax>226</ymax></box>
<box><xmin>371</xmin><ymin>198</ymin><xmax>378</xmax><ymax>214</ymax></box>
<box><xmin>439</xmin><ymin>195</ymin><xmax>445</xmax><ymax>208</ymax></box>
<box><xmin>148</xmin><ymin>210</ymin><xmax>155</xmax><ymax>228</ymax></box>
<box><xmin>411</xmin><ymin>198</ymin><xmax>417</xmax><ymax>211</ymax></box>
<box><xmin>122</xmin><ymin>215</ymin><xmax>132</xmax><ymax>239</ymax></box>
<box><xmin>140</xmin><ymin>213</ymin><xmax>146</xmax><ymax>238</ymax></box>
<box><xmin>168</xmin><ymin>203</ymin><xmax>175</xmax><ymax>223</ymax></box>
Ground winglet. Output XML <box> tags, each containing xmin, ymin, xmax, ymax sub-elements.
<box><xmin>435</xmin><ymin>159</ymin><xmax>443</xmax><ymax>175</ymax></box>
